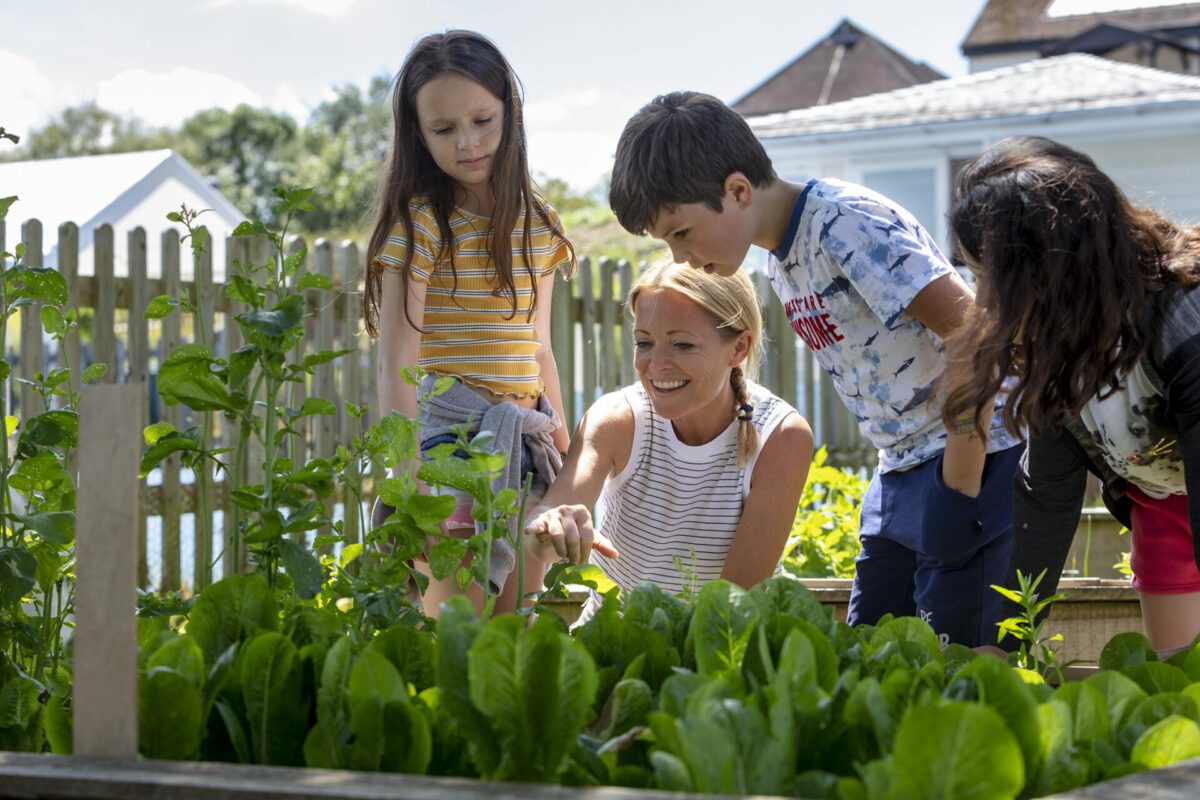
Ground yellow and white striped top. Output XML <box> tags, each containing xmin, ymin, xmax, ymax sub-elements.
<box><xmin>374</xmin><ymin>197</ymin><xmax>573</xmax><ymax>398</ymax></box>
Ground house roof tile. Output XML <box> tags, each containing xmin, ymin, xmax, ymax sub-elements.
<box><xmin>747</xmin><ymin>53</ymin><xmax>1200</xmax><ymax>138</ymax></box>
<box><xmin>962</xmin><ymin>0</ymin><xmax>1200</xmax><ymax>53</ymax></box>
<box><xmin>733</xmin><ymin>19</ymin><xmax>944</xmax><ymax>115</ymax></box>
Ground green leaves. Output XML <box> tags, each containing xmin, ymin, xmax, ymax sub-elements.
<box><xmin>237</xmin><ymin>294</ymin><xmax>305</xmax><ymax>339</ymax></box>
<box><xmin>278</xmin><ymin>539</ymin><xmax>322</xmax><ymax>600</ymax></box>
<box><xmin>467</xmin><ymin>613</ymin><xmax>598</xmax><ymax>782</ymax></box>
<box><xmin>156</xmin><ymin>343</ymin><xmax>243</xmax><ymax>413</ymax></box>
<box><xmin>890</xmin><ymin>702</ymin><xmax>1025</xmax><ymax>800</ymax></box>
<box><xmin>689</xmin><ymin>580</ymin><xmax>761</xmax><ymax>680</ymax></box>
<box><xmin>1130</xmin><ymin>715</ymin><xmax>1200</xmax><ymax>768</ymax></box>
<box><xmin>0</xmin><ymin>548</ymin><xmax>37</xmax><ymax>605</ymax></box>
<box><xmin>143</xmin><ymin>294</ymin><xmax>180</xmax><ymax>320</ymax></box>
<box><xmin>139</xmin><ymin>668</ymin><xmax>203</xmax><ymax>760</ymax></box>
<box><xmin>187</xmin><ymin>574</ymin><xmax>279</xmax><ymax>665</ymax></box>
<box><xmin>241</xmin><ymin>632</ymin><xmax>307</xmax><ymax>765</ymax></box>
<box><xmin>4</xmin><ymin>265</ymin><xmax>69</xmax><ymax>307</ymax></box>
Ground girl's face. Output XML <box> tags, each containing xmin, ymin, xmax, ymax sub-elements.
<box><xmin>633</xmin><ymin>288</ymin><xmax>751</xmax><ymax>431</ymax></box>
<box><xmin>414</xmin><ymin>72</ymin><xmax>504</xmax><ymax>202</ymax></box>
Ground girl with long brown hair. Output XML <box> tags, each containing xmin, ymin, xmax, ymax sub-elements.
<box><xmin>365</xmin><ymin>30</ymin><xmax>575</xmax><ymax>618</ymax></box>
<box><xmin>944</xmin><ymin>135</ymin><xmax>1200</xmax><ymax>657</ymax></box>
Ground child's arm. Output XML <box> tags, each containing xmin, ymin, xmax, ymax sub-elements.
<box><xmin>942</xmin><ymin>410</ymin><xmax>988</xmax><ymax>497</ymax></box>
<box><xmin>376</xmin><ymin>269</ymin><xmax>427</xmax><ymax>480</ymax></box>
<box><xmin>534</xmin><ymin>271</ymin><xmax>571</xmax><ymax>455</ymax></box>
<box><xmin>904</xmin><ymin>271</ymin><xmax>988</xmax><ymax>496</ymax></box>
<box><xmin>721</xmin><ymin>413</ymin><xmax>813</xmax><ymax>588</ymax></box>
<box><xmin>523</xmin><ymin>391</ymin><xmax>632</xmax><ymax>563</ymax></box>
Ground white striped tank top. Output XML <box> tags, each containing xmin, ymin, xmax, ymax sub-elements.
<box><xmin>590</xmin><ymin>379</ymin><xmax>797</xmax><ymax>597</ymax></box>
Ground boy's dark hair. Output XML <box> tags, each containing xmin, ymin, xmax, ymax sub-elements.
<box><xmin>609</xmin><ymin>91</ymin><xmax>776</xmax><ymax>235</ymax></box>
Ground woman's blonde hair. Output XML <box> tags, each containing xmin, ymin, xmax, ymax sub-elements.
<box><xmin>628</xmin><ymin>261</ymin><xmax>764</xmax><ymax>467</ymax></box>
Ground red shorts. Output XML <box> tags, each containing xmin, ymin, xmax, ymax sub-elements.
<box><xmin>1128</xmin><ymin>486</ymin><xmax>1200</xmax><ymax>594</ymax></box>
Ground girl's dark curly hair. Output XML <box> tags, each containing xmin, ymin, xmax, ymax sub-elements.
<box><xmin>943</xmin><ymin>135</ymin><xmax>1200</xmax><ymax>437</ymax></box>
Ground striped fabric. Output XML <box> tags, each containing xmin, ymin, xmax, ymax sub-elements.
<box><xmin>591</xmin><ymin>380</ymin><xmax>796</xmax><ymax>596</ymax></box>
<box><xmin>374</xmin><ymin>197</ymin><xmax>572</xmax><ymax>397</ymax></box>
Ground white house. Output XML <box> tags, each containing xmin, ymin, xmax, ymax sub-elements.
<box><xmin>745</xmin><ymin>53</ymin><xmax>1200</xmax><ymax>255</ymax></box>
<box><xmin>962</xmin><ymin>0</ymin><xmax>1200</xmax><ymax>75</ymax></box>
<box><xmin>0</xmin><ymin>149</ymin><xmax>244</xmax><ymax>278</ymax></box>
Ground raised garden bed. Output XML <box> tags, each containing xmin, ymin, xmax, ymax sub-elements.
<box><xmin>3</xmin><ymin>750</ymin><xmax>1199</xmax><ymax>799</ymax></box>
<box><xmin>802</xmin><ymin>577</ymin><xmax>1141</xmax><ymax>664</ymax></box>
<box><xmin>544</xmin><ymin>577</ymin><xmax>1144</xmax><ymax>665</ymax></box>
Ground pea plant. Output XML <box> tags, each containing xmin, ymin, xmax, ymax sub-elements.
<box><xmin>140</xmin><ymin>187</ymin><xmax>353</xmax><ymax>598</ymax></box>
<box><xmin>0</xmin><ymin>194</ymin><xmax>106</xmax><ymax>752</ymax></box>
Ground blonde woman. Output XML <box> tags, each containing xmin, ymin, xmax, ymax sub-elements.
<box><xmin>525</xmin><ymin>262</ymin><xmax>812</xmax><ymax>597</ymax></box>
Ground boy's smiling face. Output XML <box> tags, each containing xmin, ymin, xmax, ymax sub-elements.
<box><xmin>647</xmin><ymin>181</ymin><xmax>755</xmax><ymax>278</ymax></box>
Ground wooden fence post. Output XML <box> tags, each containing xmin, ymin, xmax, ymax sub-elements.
<box><xmin>0</xmin><ymin>220</ymin><xmax>5</xmax><ymax>435</ymax></box>
<box><xmin>221</xmin><ymin>235</ymin><xmax>244</xmax><ymax>579</ymax></box>
<box><xmin>74</xmin><ymin>382</ymin><xmax>142</xmax><ymax>758</ymax></box>
<box><xmin>551</xmin><ymin>269</ymin><xmax>574</xmax><ymax>426</ymax></box>
<box><xmin>339</xmin><ymin>240</ymin><xmax>362</xmax><ymax>546</ymax></box>
<box><xmin>18</xmin><ymin>221</ymin><xmax>42</xmax><ymax>421</ymax></box>
<box><xmin>313</xmin><ymin>239</ymin><xmax>336</xmax><ymax>548</ymax></box>
<box><xmin>598</xmin><ymin>258</ymin><xmax>618</xmax><ymax>392</ymax></box>
<box><xmin>579</xmin><ymin>258</ymin><xmax>597</xmax><ymax>410</ymax></box>
<box><xmin>618</xmin><ymin>261</ymin><xmax>634</xmax><ymax>388</ymax></box>
<box><xmin>160</xmin><ymin>230</ymin><xmax>185</xmax><ymax>592</ymax></box>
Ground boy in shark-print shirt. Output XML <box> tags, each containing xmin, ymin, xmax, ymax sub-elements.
<box><xmin>770</xmin><ymin>178</ymin><xmax>1021</xmax><ymax>472</ymax></box>
<box><xmin>609</xmin><ymin>91</ymin><xmax>1025</xmax><ymax>647</ymax></box>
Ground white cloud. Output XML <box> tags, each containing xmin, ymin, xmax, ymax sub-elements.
<box><xmin>525</xmin><ymin>88</ymin><xmax>604</xmax><ymax>126</ymax></box>
<box><xmin>96</xmin><ymin>68</ymin><xmax>265</xmax><ymax>127</ymax></box>
<box><xmin>0</xmin><ymin>49</ymin><xmax>73</xmax><ymax>142</ymax></box>
<box><xmin>527</xmin><ymin>129</ymin><xmax>617</xmax><ymax>194</ymax></box>
<box><xmin>269</xmin><ymin>83</ymin><xmax>311</xmax><ymax>122</ymax></box>
<box><xmin>200</xmin><ymin>0</ymin><xmax>358</xmax><ymax>17</ymax></box>
<box><xmin>524</xmin><ymin>89</ymin><xmax>641</xmax><ymax>191</ymax></box>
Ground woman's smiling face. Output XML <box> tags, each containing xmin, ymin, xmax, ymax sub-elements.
<box><xmin>632</xmin><ymin>287</ymin><xmax>751</xmax><ymax>436</ymax></box>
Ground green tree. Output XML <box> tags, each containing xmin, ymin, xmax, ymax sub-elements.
<box><xmin>175</xmin><ymin>104</ymin><xmax>300</xmax><ymax>224</ymax></box>
<box><xmin>0</xmin><ymin>102</ymin><xmax>173</xmax><ymax>161</ymax></box>
<box><xmin>292</xmin><ymin>77</ymin><xmax>392</xmax><ymax>237</ymax></box>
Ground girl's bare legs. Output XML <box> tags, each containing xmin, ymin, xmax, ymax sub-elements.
<box><xmin>416</xmin><ymin>529</ymin><xmax>548</xmax><ymax>619</ymax></box>
<box><xmin>415</xmin><ymin>523</ymin><xmax>483</xmax><ymax>620</ymax></box>
<box><xmin>495</xmin><ymin>552</ymin><xmax>546</xmax><ymax>615</ymax></box>
<box><xmin>1139</xmin><ymin>591</ymin><xmax>1200</xmax><ymax>657</ymax></box>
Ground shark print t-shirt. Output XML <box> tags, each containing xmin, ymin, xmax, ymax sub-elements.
<box><xmin>766</xmin><ymin>178</ymin><xmax>1021</xmax><ymax>472</ymax></box>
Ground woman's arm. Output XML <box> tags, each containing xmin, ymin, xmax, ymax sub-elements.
<box><xmin>720</xmin><ymin>412</ymin><xmax>813</xmax><ymax>588</ymax></box>
<box><xmin>524</xmin><ymin>391</ymin><xmax>633</xmax><ymax>563</ymax></box>
<box><xmin>534</xmin><ymin>272</ymin><xmax>571</xmax><ymax>455</ymax></box>
<box><xmin>377</xmin><ymin>269</ymin><xmax>427</xmax><ymax>479</ymax></box>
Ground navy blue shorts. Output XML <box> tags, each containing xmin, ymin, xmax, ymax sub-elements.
<box><xmin>847</xmin><ymin>444</ymin><xmax>1023</xmax><ymax>648</ymax></box>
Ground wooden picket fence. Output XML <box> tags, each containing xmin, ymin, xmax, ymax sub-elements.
<box><xmin>2</xmin><ymin>218</ymin><xmax>874</xmax><ymax>592</ymax></box>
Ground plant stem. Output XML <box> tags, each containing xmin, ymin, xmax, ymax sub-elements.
<box><xmin>515</xmin><ymin>472</ymin><xmax>532</xmax><ymax>614</ymax></box>
<box><xmin>262</xmin><ymin>374</ymin><xmax>280</xmax><ymax>584</ymax></box>
<box><xmin>0</xmin><ymin>269</ymin><xmax>12</xmax><ymax>545</ymax></box>
<box><xmin>231</xmin><ymin>371</ymin><xmax>265</xmax><ymax>573</ymax></box>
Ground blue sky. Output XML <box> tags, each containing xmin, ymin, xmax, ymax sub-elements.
<box><xmin>1</xmin><ymin>0</ymin><xmax>989</xmax><ymax>190</ymax></box>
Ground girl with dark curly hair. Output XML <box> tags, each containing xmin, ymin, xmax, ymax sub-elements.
<box><xmin>943</xmin><ymin>135</ymin><xmax>1200</xmax><ymax>657</ymax></box>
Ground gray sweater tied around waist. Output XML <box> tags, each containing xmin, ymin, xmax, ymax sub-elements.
<box><xmin>377</xmin><ymin>373</ymin><xmax>562</xmax><ymax>596</ymax></box>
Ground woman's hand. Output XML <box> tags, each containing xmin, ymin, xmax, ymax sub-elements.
<box><xmin>524</xmin><ymin>504</ymin><xmax>619</xmax><ymax>563</ymax></box>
